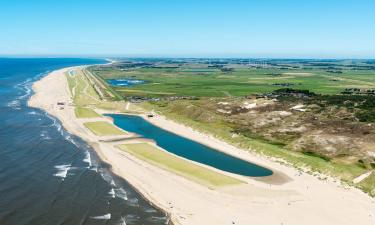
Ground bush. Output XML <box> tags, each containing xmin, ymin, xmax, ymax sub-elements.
<box><xmin>302</xmin><ymin>151</ymin><xmax>331</xmax><ymax>162</ymax></box>
<box><xmin>355</xmin><ymin>110</ymin><xmax>375</xmax><ymax>122</ymax></box>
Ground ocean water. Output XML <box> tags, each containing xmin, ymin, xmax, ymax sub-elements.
<box><xmin>0</xmin><ymin>58</ymin><xmax>169</xmax><ymax>225</ymax></box>
<box><xmin>108</xmin><ymin>114</ymin><xmax>273</xmax><ymax>177</ymax></box>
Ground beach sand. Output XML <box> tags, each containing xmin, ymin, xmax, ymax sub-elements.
<box><xmin>29</xmin><ymin>67</ymin><xmax>375</xmax><ymax>225</ymax></box>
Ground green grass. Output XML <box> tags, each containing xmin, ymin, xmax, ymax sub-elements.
<box><xmin>65</xmin><ymin>70</ymin><xmax>101</xmax><ymax>106</ymax></box>
<box><xmin>358</xmin><ymin>172</ymin><xmax>375</xmax><ymax>197</ymax></box>
<box><xmin>89</xmin><ymin>66</ymin><xmax>375</xmax><ymax>97</ymax></box>
<box><xmin>75</xmin><ymin>107</ymin><xmax>101</xmax><ymax>118</ymax></box>
<box><xmin>118</xmin><ymin>143</ymin><xmax>243</xmax><ymax>188</ymax></box>
<box><xmin>65</xmin><ymin>69</ymin><xmax>127</xmax><ymax>112</ymax></box>
<box><xmin>86</xmin><ymin>69</ymin><xmax>124</xmax><ymax>101</ymax></box>
<box><xmin>84</xmin><ymin>121</ymin><xmax>127</xmax><ymax>136</ymax></box>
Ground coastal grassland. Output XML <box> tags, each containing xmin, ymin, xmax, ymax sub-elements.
<box><xmin>140</xmin><ymin>101</ymin><xmax>375</xmax><ymax>196</ymax></box>
<box><xmin>83</xmin><ymin>69</ymin><xmax>123</xmax><ymax>101</ymax></box>
<box><xmin>75</xmin><ymin>107</ymin><xmax>101</xmax><ymax>118</ymax></box>
<box><xmin>65</xmin><ymin>69</ymin><xmax>126</xmax><ymax>112</ymax></box>
<box><xmin>89</xmin><ymin>66</ymin><xmax>375</xmax><ymax>97</ymax></box>
<box><xmin>84</xmin><ymin>121</ymin><xmax>127</xmax><ymax>136</ymax></box>
<box><xmin>358</xmin><ymin>173</ymin><xmax>375</xmax><ymax>196</ymax></box>
<box><xmin>65</xmin><ymin>69</ymin><xmax>100</xmax><ymax>106</ymax></box>
<box><xmin>117</xmin><ymin>143</ymin><xmax>243</xmax><ymax>188</ymax></box>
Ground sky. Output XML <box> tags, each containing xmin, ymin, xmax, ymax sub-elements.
<box><xmin>0</xmin><ymin>0</ymin><xmax>374</xmax><ymax>58</ymax></box>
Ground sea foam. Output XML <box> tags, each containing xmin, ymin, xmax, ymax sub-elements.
<box><xmin>91</xmin><ymin>213</ymin><xmax>111</xmax><ymax>220</ymax></box>
<box><xmin>83</xmin><ymin>151</ymin><xmax>92</xmax><ymax>168</ymax></box>
<box><xmin>53</xmin><ymin>164</ymin><xmax>71</xmax><ymax>180</ymax></box>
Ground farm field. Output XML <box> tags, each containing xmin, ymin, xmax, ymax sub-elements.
<box><xmin>89</xmin><ymin>59</ymin><xmax>375</xmax><ymax>98</ymax></box>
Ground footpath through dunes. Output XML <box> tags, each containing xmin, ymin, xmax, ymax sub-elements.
<box><xmin>29</xmin><ymin>66</ymin><xmax>375</xmax><ymax>225</ymax></box>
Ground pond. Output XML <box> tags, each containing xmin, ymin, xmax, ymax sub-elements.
<box><xmin>107</xmin><ymin>79</ymin><xmax>146</xmax><ymax>87</ymax></box>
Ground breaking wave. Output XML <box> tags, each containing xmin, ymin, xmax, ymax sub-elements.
<box><xmin>91</xmin><ymin>213</ymin><xmax>111</xmax><ymax>220</ymax></box>
<box><xmin>83</xmin><ymin>151</ymin><xmax>92</xmax><ymax>168</ymax></box>
<box><xmin>53</xmin><ymin>164</ymin><xmax>71</xmax><ymax>179</ymax></box>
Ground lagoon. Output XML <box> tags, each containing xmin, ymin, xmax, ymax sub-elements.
<box><xmin>108</xmin><ymin>114</ymin><xmax>273</xmax><ymax>177</ymax></box>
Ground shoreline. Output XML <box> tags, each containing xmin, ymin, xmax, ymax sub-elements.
<box><xmin>88</xmin><ymin>142</ymin><xmax>175</xmax><ymax>225</ymax></box>
<box><xmin>28</xmin><ymin>66</ymin><xmax>179</xmax><ymax>224</ymax></box>
<box><xmin>29</xmin><ymin>66</ymin><xmax>375</xmax><ymax>225</ymax></box>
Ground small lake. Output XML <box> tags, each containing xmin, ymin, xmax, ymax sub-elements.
<box><xmin>108</xmin><ymin>114</ymin><xmax>273</xmax><ymax>177</ymax></box>
<box><xmin>107</xmin><ymin>79</ymin><xmax>146</xmax><ymax>87</ymax></box>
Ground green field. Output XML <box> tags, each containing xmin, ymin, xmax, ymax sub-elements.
<box><xmin>358</xmin><ymin>173</ymin><xmax>375</xmax><ymax>196</ymax></box>
<box><xmin>118</xmin><ymin>143</ymin><xmax>243</xmax><ymax>188</ymax></box>
<box><xmin>84</xmin><ymin>121</ymin><xmax>127</xmax><ymax>136</ymax></box>
<box><xmin>89</xmin><ymin>64</ymin><xmax>375</xmax><ymax>98</ymax></box>
<box><xmin>75</xmin><ymin>107</ymin><xmax>101</xmax><ymax>118</ymax></box>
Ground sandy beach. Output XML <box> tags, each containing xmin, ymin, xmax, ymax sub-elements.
<box><xmin>29</xmin><ymin>67</ymin><xmax>375</xmax><ymax>225</ymax></box>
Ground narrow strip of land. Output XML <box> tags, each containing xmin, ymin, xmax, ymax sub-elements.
<box><xmin>118</xmin><ymin>143</ymin><xmax>243</xmax><ymax>188</ymax></box>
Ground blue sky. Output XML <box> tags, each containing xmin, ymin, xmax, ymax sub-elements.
<box><xmin>0</xmin><ymin>0</ymin><xmax>374</xmax><ymax>58</ymax></box>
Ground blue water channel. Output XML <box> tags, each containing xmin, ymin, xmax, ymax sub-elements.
<box><xmin>108</xmin><ymin>114</ymin><xmax>273</xmax><ymax>177</ymax></box>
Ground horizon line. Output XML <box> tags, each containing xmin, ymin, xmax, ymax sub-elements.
<box><xmin>1</xmin><ymin>54</ymin><xmax>375</xmax><ymax>60</ymax></box>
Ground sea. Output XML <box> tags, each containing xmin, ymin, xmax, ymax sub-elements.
<box><xmin>0</xmin><ymin>58</ymin><xmax>169</xmax><ymax>225</ymax></box>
